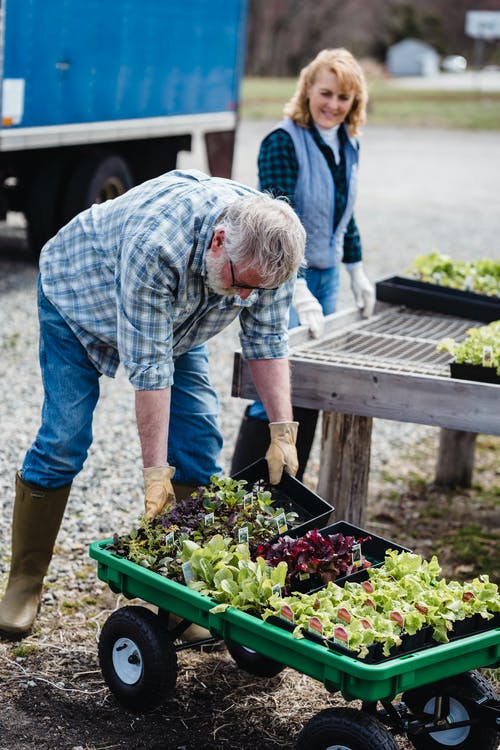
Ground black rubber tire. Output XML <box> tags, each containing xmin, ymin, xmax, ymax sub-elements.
<box><xmin>225</xmin><ymin>641</ymin><xmax>285</xmax><ymax>678</ymax></box>
<box><xmin>297</xmin><ymin>706</ymin><xmax>400</xmax><ymax>750</ymax></box>
<box><xmin>98</xmin><ymin>605</ymin><xmax>177</xmax><ymax>713</ymax></box>
<box><xmin>402</xmin><ymin>670</ymin><xmax>499</xmax><ymax>749</ymax></box>
<box><xmin>61</xmin><ymin>153</ymin><xmax>133</xmax><ymax>225</ymax></box>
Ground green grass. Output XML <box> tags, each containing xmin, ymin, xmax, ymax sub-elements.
<box><xmin>241</xmin><ymin>76</ymin><xmax>500</xmax><ymax>130</ymax></box>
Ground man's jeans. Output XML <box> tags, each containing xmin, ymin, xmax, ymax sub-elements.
<box><xmin>22</xmin><ymin>279</ymin><xmax>222</xmax><ymax>488</ymax></box>
<box><xmin>248</xmin><ymin>265</ymin><xmax>340</xmax><ymax>421</ymax></box>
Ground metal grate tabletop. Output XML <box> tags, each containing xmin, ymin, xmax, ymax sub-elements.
<box><xmin>289</xmin><ymin>306</ymin><xmax>479</xmax><ymax>377</ymax></box>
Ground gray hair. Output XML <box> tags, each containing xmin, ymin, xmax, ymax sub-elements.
<box><xmin>215</xmin><ymin>193</ymin><xmax>306</xmax><ymax>287</ymax></box>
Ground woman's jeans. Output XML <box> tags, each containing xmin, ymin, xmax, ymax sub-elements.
<box><xmin>22</xmin><ymin>280</ymin><xmax>222</xmax><ymax>488</ymax></box>
<box><xmin>248</xmin><ymin>265</ymin><xmax>340</xmax><ymax>420</ymax></box>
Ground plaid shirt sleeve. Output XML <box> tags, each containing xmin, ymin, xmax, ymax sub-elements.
<box><xmin>258</xmin><ymin>129</ymin><xmax>298</xmax><ymax>205</ymax></box>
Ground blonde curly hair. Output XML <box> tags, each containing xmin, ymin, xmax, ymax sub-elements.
<box><xmin>284</xmin><ymin>48</ymin><xmax>368</xmax><ymax>137</ymax></box>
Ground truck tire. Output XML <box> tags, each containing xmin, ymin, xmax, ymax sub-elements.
<box><xmin>297</xmin><ymin>706</ymin><xmax>400</xmax><ymax>750</ymax></box>
<box><xmin>402</xmin><ymin>669</ymin><xmax>499</xmax><ymax>750</ymax></box>
<box><xmin>62</xmin><ymin>153</ymin><xmax>133</xmax><ymax>225</ymax></box>
<box><xmin>98</xmin><ymin>605</ymin><xmax>178</xmax><ymax>714</ymax></box>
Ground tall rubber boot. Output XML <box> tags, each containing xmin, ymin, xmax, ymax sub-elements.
<box><xmin>293</xmin><ymin>406</ymin><xmax>319</xmax><ymax>482</ymax></box>
<box><xmin>0</xmin><ymin>472</ymin><xmax>71</xmax><ymax>640</ymax></box>
<box><xmin>230</xmin><ymin>405</ymin><xmax>319</xmax><ymax>481</ymax></box>
<box><xmin>230</xmin><ymin>405</ymin><xmax>271</xmax><ymax>476</ymax></box>
<box><xmin>172</xmin><ymin>482</ymin><xmax>199</xmax><ymax>502</ymax></box>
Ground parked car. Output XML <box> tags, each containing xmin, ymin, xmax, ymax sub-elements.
<box><xmin>441</xmin><ymin>55</ymin><xmax>467</xmax><ymax>73</ymax></box>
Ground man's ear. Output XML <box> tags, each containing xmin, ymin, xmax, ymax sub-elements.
<box><xmin>210</xmin><ymin>228</ymin><xmax>225</xmax><ymax>256</ymax></box>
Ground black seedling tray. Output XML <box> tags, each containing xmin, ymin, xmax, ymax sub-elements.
<box><xmin>300</xmin><ymin>520</ymin><xmax>411</xmax><ymax>583</ymax></box>
<box><xmin>450</xmin><ymin>362</ymin><xmax>500</xmax><ymax>385</ymax></box>
<box><xmin>231</xmin><ymin>458</ymin><xmax>333</xmax><ymax>535</ymax></box>
<box><xmin>376</xmin><ymin>276</ymin><xmax>500</xmax><ymax>322</ymax></box>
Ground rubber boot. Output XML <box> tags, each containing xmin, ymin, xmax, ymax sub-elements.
<box><xmin>0</xmin><ymin>472</ymin><xmax>71</xmax><ymax>640</ymax></box>
<box><xmin>230</xmin><ymin>405</ymin><xmax>319</xmax><ymax>481</ymax></box>
<box><xmin>171</xmin><ymin>482</ymin><xmax>199</xmax><ymax>502</ymax></box>
<box><xmin>293</xmin><ymin>406</ymin><xmax>319</xmax><ymax>482</ymax></box>
<box><xmin>230</xmin><ymin>406</ymin><xmax>271</xmax><ymax>476</ymax></box>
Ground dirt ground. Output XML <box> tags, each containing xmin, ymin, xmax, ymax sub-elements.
<box><xmin>0</xmin><ymin>432</ymin><xmax>498</xmax><ymax>750</ymax></box>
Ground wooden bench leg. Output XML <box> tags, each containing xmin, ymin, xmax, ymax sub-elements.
<box><xmin>435</xmin><ymin>428</ymin><xmax>478</xmax><ymax>488</ymax></box>
<box><xmin>317</xmin><ymin>411</ymin><xmax>373</xmax><ymax>527</ymax></box>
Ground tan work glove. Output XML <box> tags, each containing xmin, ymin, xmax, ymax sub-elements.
<box><xmin>265</xmin><ymin>421</ymin><xmax>299</xmax><ymax>485</ymax></box>
<box><xmin>143</xmin><ymin>465</ymin><xmax>176</xmax><ymax>519</ymax></box>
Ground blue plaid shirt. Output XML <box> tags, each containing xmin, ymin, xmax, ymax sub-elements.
<box><xmin>39</xmin><ymin>170</ymin><xmax>293</xmax><ymax>391</ymax></box>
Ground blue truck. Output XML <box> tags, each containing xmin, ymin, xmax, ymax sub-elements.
<box><xmin>0</xmin><ymin>0</ymin><xmax>248</xmax><ymax>254</ymax></box>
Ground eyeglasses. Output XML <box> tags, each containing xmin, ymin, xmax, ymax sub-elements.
<box><xmin>228</xmin><ymin>258</ymin><xmax>278</xmax><ymax>291</ymax></box>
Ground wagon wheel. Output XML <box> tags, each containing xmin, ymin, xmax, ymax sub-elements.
<box><xmin>225</xmin><ymin>640</ymin><xmax>285</xmax><ymax>678</ymax></box>
<box><xmin>402</xmin><ymin>669</ymin><xmax>498</xmax><ymax>749</ymax></box>
<box><xmin>297</xmin><ymin>706</ymin><xmax>400</xmax><ymax>750</ymax></box>
<box><xmin>98</xmin><ymin>605</ymin><xmax>178</xmax><ymax>713</ymax></box>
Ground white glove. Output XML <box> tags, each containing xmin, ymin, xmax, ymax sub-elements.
<box><xmin>292</xmin><ymin>278</ymin><xmax>324</xmax><ymax>339</ymax></box>
<box><xmin>346</xmin><ymin>263</ymin><xmax>375</xmax><ymax>319</ymax></box>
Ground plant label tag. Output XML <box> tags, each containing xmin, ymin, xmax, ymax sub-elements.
<box><xmin>298</xmin><ymin>572</ymin><xmax>310</xmax><ymax>581</ymax></box>
<box><xmin>308</xmin><ymin>616</ymin><xmax>323</xmax><ymax>637</ymax></box>
<box><xmin>204</xmin><ymin>512</ymin><xmax>215</xmax><ymax>527</ymax></box>
<box><xmin>242</xmin><ymin>493</ymin><xmax>253</xmax><ymax>508</ymax></box>
<box><xmin>182</xmin><ymin>561</ymin><xmax>194</xmax><ymax>583</ymax></box>
<box><xmin>280</xmin><ymin>603</ymin><xmax>294</xmax><ymax>624</ymax></box>
<box><xmin>333</xmin><ymin>625</ymin><xmax>349</xmax><ymax>648</ymax></box>
<box><xmin>164</xmin><ymin>532</ymin><xmax>175</xmax><ymax>546</ymax></box>
<box><xmin>482</xmin><ymin>346</ymin><xmax>493</xmax><ymax>368</ymax></box>
<box><xmin>271</xmin><ymin>583</ymin><xmax>282</xmax><ymax>597</ymax></box>
<box><xmin>274</xmin><ymin>512</ymin><xmax>287</xmax><ymax>534</ymax></box>
<box><xmin>238</xmin><ymin>526</ymin><xmax>249</xmax><ymax>544</ymax></box>
<box><xmin>351</xmin><ymin>543</ymin><xmax>362</xmax><ymax>568</ymax></box>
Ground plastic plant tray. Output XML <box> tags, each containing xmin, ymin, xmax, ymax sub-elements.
<box><xmin>376</xmin><ymin>275</ymin><xmax>500</xmax><ymax>323</ymax></box>
<box><xmin>284</xmin><ymin>520</ymin><xmax>412</xmax><ymax>594</ymax></box>
<box><xmin>89</xmin><ymin>539</ymin><xmax>500</xmax><ymax>703</ymax></box>
<box><xmin>450</xmin><ymin>362</ymin><xmax>500</xmax><ymax>385</ymax></box>
<box><xmin>231</xmin><ymin>458</ymin><xmax>333</xmax><ymax>535</ymax></box>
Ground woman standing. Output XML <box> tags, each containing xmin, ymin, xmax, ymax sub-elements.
<box><xmin>231</xmin><ymin>48</ymin><xmax>375</xmax><ymax>480</ymax></box>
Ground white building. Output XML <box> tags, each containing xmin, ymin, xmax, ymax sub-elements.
<box><xmin>386</xmin><ymin>38</ymin><xmax>440</xmax><ymax>77</ymax></box>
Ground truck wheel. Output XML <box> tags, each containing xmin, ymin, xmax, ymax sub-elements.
<box><xmin>225</xmin><ymin>641</ymin><xmax>285</xmax><ymax>678</ymax></box>
<box><xmin>402</xmin><ymin>670</ymin><xmax>498</xmax><ymax>749</ymax></box>
<box><xmin>62</xmin><ymin>153</ymin><xmax>133</xmax><ymax>224</ymax></box>
<box><xmin>98</xmin><ymin>605</ymin><xmax>177</xmax><ymax>713</ymax></box>
<box><xmin>297</xmin><ymin>706</ymin><xmax>400</xmax><ymax>750</ymax></box>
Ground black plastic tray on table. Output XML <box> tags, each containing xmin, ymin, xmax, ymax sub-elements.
<box><xmin>231</xmin><ymin>458</ymin><xmax>333</xmax><ymax>536</ymax></box>
<box><xmin>376</xmin><ymin>275</ymin><xmax>500</xmax><ymax>323</ymax></box>
<box><xmin>450</xmin><ymin>362</ymin><xmax>500</xmax><ymax>385</ymax></box>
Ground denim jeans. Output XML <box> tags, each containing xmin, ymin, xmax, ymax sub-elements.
<box><xmin>22</xmin><ymin>278</ymin><xmax>222</xmax><ymax>488</ymax></box>
<box><xmin>248</xmin><ymin>265</ymin><xmax>340</xmax><ymax>421</ymax></box>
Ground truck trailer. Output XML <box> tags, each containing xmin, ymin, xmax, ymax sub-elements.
<box><xmin>0</xmin><ymin>0</ymin><xmax>248</xmax><ymax>254</ymax></box>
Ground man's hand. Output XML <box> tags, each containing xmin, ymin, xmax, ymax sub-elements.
<box><xmin>265</xmin><ymin>421</ymin><xmax>299</xmax><ymax>484</ymax></box>
<box><xmin>143</xmin><ymin>465</ymin><xmax>176</xmax><ymax>519</ymax></box>
<box><xmin>292</xmin><ymin>278</ymin><xmax>324</xmax><ymax>338</ymax></box>
<box><xmin>347</xmin><ymin>262</ymin><xmax>375</xmax><ymax>319</ymax></box>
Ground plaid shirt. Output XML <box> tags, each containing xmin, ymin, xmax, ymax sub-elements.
<box><xmin>39</xmin><ymin>170</ymin><xmax>293</xmax><ymax>391</ymax></box>
<box><xmin>258</xmin><ymin>125</ymin><xmax>362</xmax><ymax>265</ymax></box>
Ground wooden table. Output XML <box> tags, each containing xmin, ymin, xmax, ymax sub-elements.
<box><xmin>232</xmin><ymin>302</ymin><xmax>500</xmax><ymax>525</ymax></box>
